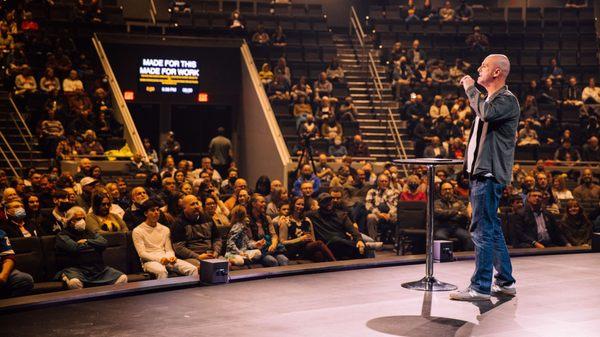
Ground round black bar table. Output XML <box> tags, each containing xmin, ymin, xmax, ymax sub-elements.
<box><xmin>393</xmin><ymin>158</ymin><xmax>463</xmax><ymax>291</ymax></box>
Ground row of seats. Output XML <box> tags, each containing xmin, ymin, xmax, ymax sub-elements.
<box><xmin>369</xmin><ymin>6</ymin><xmax>595</xmax><ymax>25</ymax></box>
<box><xmin>251</xmin><ymin>45</ymin><xmax>337</xmax><ymax>64</ymax></box>
<box><xmin>172</xmin><ymin>12</ymin><xmax>330</xmax><ymax>32</ymax></box>
<box><xmin>10</xmin><ymin>233</ymin><xmax>152</xmax><ymax>294</ymax></box>
<box><xmin>188</xmin><ymin>0</ymin><xmax>324</xmax><ymax>17</ymax></box>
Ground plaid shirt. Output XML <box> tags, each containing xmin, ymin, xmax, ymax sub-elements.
<box><xmin>365</xmin><ymin>188</ymin><xmax>398</xmax><ymax>220</ymax></box>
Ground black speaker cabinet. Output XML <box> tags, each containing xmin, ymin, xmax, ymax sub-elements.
<box><xmin>434</xmin><ymin>240</ymin><xmax>454</xmax><ymax>262</ymax></box>
<box><xmin>592</xmin><ymin>233</ymin><xmax>600</xmax><ymax>252</ymax></box>
<box><xmin>200</xmin><ymin>258</ymin><xmax>229</xmax><ymax>284</ymax></box>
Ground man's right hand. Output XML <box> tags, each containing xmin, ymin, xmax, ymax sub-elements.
<box><xmin>160</xmin><ymin>257</ymin><xmax>170</xmax><ymax>265</ymax></box>
<box><xmin>534</xmin><ymin>242</ymin><xmax>545</xmax><ymax>249</ymax></box>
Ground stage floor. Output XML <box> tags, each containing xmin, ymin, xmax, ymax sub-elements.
<box><xmin>1</xmin><ymin>253</ymin><xmax>599</xmax><ymax>337</ymax></box>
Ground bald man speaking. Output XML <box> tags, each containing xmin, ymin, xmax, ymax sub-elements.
<box><xmin>450</xmin><ymin>54</ymin><xmax>518</xmax><ymax>301</ymax></box>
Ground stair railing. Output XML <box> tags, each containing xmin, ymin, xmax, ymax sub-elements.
<box><xmin>350</xmin><ymin>6</ymin><xmax>408</xmax><ymax>175</ymax></box>
<box><xmin>8</xmin><ymin>96</ymin><xmax>33</xmax><ymax>162</ymax></box>
<box><xmin>0</xmin><ymin>130</ymin><xmax>23</xmax><ymax>176</ymax></box>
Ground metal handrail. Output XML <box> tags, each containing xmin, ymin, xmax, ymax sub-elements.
<box><xmin>149</xmin><ymin>0</ymin><xmax>157</xmax><ymax>24</ymax></box>
<box><xmin>350</xmin><ymin>6</ymin><xmax>409</xmax><ymax>174</ymax></box>
<box><xmin>92</xmin><ymin>33</ymin><xmax>148</xmax><ymax>161</ymax></box>
<box><xmin>0</xmin><ymin>130</ymin><xmax>22</xmax><ymax>176</ymax></box>
<box><xmin>8</xmin><ymin>96</ymin><xmax>33</xmax><ymax>164</ymax></box>
<box><xmin>8</xmin><ymin>97</ymin><xmax>33</xmax><ymax>138</ymax></box>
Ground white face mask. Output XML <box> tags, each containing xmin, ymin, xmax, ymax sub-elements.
<box><xmin>74</xmin><ymin>219</ymin><xmax>86</xmax><ymax>231</ymax></box>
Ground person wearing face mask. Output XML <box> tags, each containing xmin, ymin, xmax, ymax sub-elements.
<box><xmin>172</xmin><ymin>195</ymin><xmax>223</xmax><ymax>268</ymax></box>
<box><xmin>0</xmin><ymin>201</ymin><xmax>40</xmax><ymax>238</ymax></box>
<box><xmin>220</xmin><ymin>167</ymin><xmax>239</xmax><ymax>197</ymax></box>
<box><xmin>400</xmin><ymin>175</ymin><xmax>426</xmax><ymax>202</ymax></box>
<box><xmin>41</xmin><ymin>190</ymin><xmax>74</xmax><ymax>235</ymax></box>
<box><xmin>76</xmin><ymin>177</ymin><xmax>98</xmax><ymax>212</ymax></box>
<box><xmin>85</xmin><ymin>190</ymin><xmax>127</xmax><ymax>233</ymax></box>
<box><xmin>573</xmin><ymin>168</ymin><xmax>600</xmax><ymax>200</ymax></box>
<box><xmin>55</xmin><ymin>206</ymin><xmax>128</xmax><ymax>289</ymax></box>
<box><xmin>434</xmin><ymin>183</ymin><xmax>473</xmax><ymax>251</ymax></box>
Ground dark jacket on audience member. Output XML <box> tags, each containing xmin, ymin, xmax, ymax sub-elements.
<box><xmin>306</xmin><ymin>209</ymin><xmax>361</xmax><ymax>245</ymax></box>
<box><xmin>0</xmin><ymin>219</ymin><xmax>41</xmax><ymax>238</ymax></box>
<box><xmin>513</xmin><ymin>207</ymin><xmax>566</xmax><ymax>248</ymax></box>
<box><xmin>433</xmin><ymin>198</ymin><xmax>469</xmax><ymax>229</ymax></box>
<box><xmin>172</xmin><ymin>213</ymin><xmax>223</xmax><ymax>259</ymax></box>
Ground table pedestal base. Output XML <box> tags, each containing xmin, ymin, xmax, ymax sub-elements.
<box><xmin>401</xmin><ymin>277</ymin><xmax>457</xmax><ymax>292</ymax></box>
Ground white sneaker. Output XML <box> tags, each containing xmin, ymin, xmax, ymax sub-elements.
<box><xmin>365</xmin><ymin>241</ymin><xmax>384</xmax><ymax>250</ymax></box>
<box><xmin>449</xmin><ymin>288</ymin><xmax>491</xmax><ymax>301</ymax></box>
<box><xmin>492</xmin><ymin>283</ymin><xmax>516</xmax><ymax>296</ymax></box>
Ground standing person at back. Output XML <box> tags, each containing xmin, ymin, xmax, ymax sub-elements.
<box><xmin>208</xmin><ymin>127</ymin><xmax>233</xmax><ymax>178</ymax></box>
<box><xmin>450</xmin><ymin>54</ymin><xmax>519</xmax><ymax>301</ymax></box>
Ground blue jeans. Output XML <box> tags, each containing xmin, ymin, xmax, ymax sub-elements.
<box><xmin>469</xmin><ymin>177</ymin><xmax>515</xmax><ymax>295</ymax></box>
<box><xmin>0</xmin><ymin>269</ymin><xmax>34</xmax><ymax>298</ymax></box>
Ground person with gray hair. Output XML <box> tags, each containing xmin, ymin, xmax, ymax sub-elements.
<box><xmin>450</xmin><ymin>54</ymin><xmax>518</xmax><ymax>301</ymax></box>
<box><xmin>55</xmin><ymin>206</ymin><xmax>128</xmax><ymax>289</ymax></box>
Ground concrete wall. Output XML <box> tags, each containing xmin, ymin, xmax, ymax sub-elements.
<box><xmin>239</xmin><ymin>43</ymin><xmax>292</xmax><ymax>188</ymax></box>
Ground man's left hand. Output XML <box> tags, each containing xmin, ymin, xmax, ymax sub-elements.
<box><xmin>357</xmin><ymin>241</ymin><xmax>365</xmax><ymax>255</ymax></box>
<box><xmin>460</xmin><ymin>75</ymin><xmax>475</xmax><ymax>91</ymax></box>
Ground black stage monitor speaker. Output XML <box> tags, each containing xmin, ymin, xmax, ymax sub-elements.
<box><xmin>200</xmin><ymin>258</ymin><xmax>229</xmax><ymax>284</ymax></box>
<box><xmin>592</xmin><ymin>233</ymin><xmax>600</xmax><ymax>252</ymax></box>
<box><xmin>434</xmin><ymin>240</ymin><xmax>454</xmax><ymax>262</ymax></box>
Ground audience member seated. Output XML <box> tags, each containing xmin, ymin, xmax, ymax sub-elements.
<box><xmin>0</xmin><ymin>200</ymin><xmax>41</xmax><ymax>238</ymax></box>
<box><xmin>314</xmin><ymin>72</ymin><xmax>334</xmax><ymax>102</ymax></box>
<box><xmin>273</xmin><ymin>57</ymin><xmax>291</xmax><ymax>85</ymax></box>
<box><xmin>400</xmin><ymin>175</ymin><xmax>426</xmax><ymax>201</ymax></box>
<box><xmin>434</xmin><ymin>183</ymin><xmax>472</xmax><ymax>250</ymax></box>
<box><xmin>267</xmin><ymin>74</ymin><xmax>290</xmax><ymax>102</ymax></box>
<box><xmin>552</xmin><ymin>175</ymin><xmax>574</xmax><ymax>201</ymax></box>
<box><xmin>554</xmin><ymin>139</ymin><xmax>581</xmax><ymax>164</ymax></box>
<box><xmin>132</xmin><ymin>199</ymin><xmax>198</xmax><ymax>279</ymax></box>
<box><xmin>258</xmin><ymin>63</ymin><xmax>273</xmax><ymax>85</ymax></box>
<box><xmin>328</xmin><ymin>137</ymin><xmax>348</xmax><ymax>157</ymax></box>
<box><xmin>392</xmin><ymin>56</ymin><xmax>414</xmax><ymax>100</ymax></box>
<box><xmin>228</xmin><ymin>10</ymin><xmax>246</xmax><ymax>36</ymax></box>
<box><xmin>248</xmin><ymin>194</ymin><xmax>288</xmax><ymax>265</ymax></box>
<box><xmin>513</xmin><ymin>190</ymin><xmax>566</xmax><ymax>248</ymax></box>
<box><xmin>573</xmin><ymin>169</ymin><xmax>600</xmax><ymax>200</ymax></box>
<box><xmin>424</xmin><ymin>136</ymin><xmax>447</xmax><ymax>158</ymax></box>
<box><xmin>14</xmin><ymin>64</ymin><xmax>37</xmax><ymax>96</ymax></box>
<box><xmin>293</xmin><ymin>164</ymin><xmax>321</xmax><ymax>197</ymax></box>
<box><xmin>347</xmin><ymin>134</ymin><xmax>369</xmax><ymax>157</ymax></box>
<box><xmin>0</xmin><ymin>229</ymin><xmax>34</xmax><ymax>298</ymax></box>
<box><xmin>291</xmin><ymin>76</ymin><xmax>313</xmax><ymax>101</ymax></box>
<box><xmin>582</xmin><ymin>136</ymin><xmax>600</xmax><ymax>161</ymax></box>
<box><xmin>455</xmin><ymin>1</ymin><xmax>473</xmax><ymax>21</ymax></box>
<box><xmin>325</xmin><ymin>58</ymin><xmax>345</xmax><ymax>83</ymax></box>
<box><xmin>160</xmin><ymin>132</ymin><xmax>181</xmax><ymax>162</ymax></box>
<box><xmin>439</xmin><ymin>0</ymin><xmax>455</xmax><ymax>21</ymax></box>
<box><xmin>225</xmin><ymin>205</ymin><xmax>264</xmax><ymax>266</ymax></box>
<box><xmin>559</xmin><ymin>199</ymin><xmax>592</xmax><ymax>246</ymax></box>
<box><xmin>266</xmin><ymin>187</ymin><xmax>288</xmax><ymax>219</ymax></box>
<box><xmin>85</xmin><ymin>190</ymin><xmax>127</xmax><ymax>233</ymax></box>
<box><xmin>55</xmin><ymin>206</ymin><xmax>128</xmax><ymax>289</ymax></box>
<box><xmin>365</xmin><ymin>174</ymin><xmax>397</xmax><ymax>243</ymax></box>
<box><xmin>172</xmin><ymin>195</ymin><xmax>222</xmax><ymax>268</ymax></box>
<box><xmin>307</xmin><ymin>193</ymin><xmax>366</xmax><ymax>260</ymax></box>
<box><xmin>429</xmin><ymin>95</ymin><xmax>450</xmax><ymax>122</ymax></box>
<box><xmin>277</xmin><ymin>197</ymin><xmax>336</xmax><ymax>261</ymax></box>
<box><xmin>272</xmin><ymin>25</ymin><xmax>287</xmax><ymax>47</ymax></box>
<box><xmin>542</xmin><ymin>58</ymin><xmax>563</xmax><ymax>83</ymax></box>
<box><xmin>582</xmin><ymin>78</ymin><xmax>600</xmax><ymax>104</ymax></box>
<box><xmin>465</xmin><ymin>26</ymin><xmax>489</xmax><ymax>52</ymax></box>
<box><xmin>251</xmin><ymin>24</ymin><xmax>270</xmax><ymax>45</ymax></box>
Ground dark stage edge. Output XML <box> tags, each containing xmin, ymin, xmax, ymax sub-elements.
<box><xmin>1</xmin><ymin>253</ymin><xmax>599</xmax><ymax>337</ymax></box>
<box><xmin>0</xmin><ymin>246</ymin><xmax>591</xmax><ymax>313</ymax></box>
